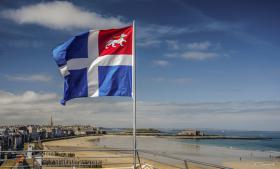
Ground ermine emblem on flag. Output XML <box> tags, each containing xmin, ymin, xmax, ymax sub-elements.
<box><xmin>52</xmin><ymin>25</ymin><xmax>133</xmax><ymax>105</ymax></box>
<box><xmin>105</xmin><ymin>33</ymin><xmax>127</xmax><ymax>49</ymax></box>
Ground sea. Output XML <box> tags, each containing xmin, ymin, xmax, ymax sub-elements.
<box><xmin>98</xmin><ymin>129</ymin><xmax>280</xmax><ymax>164</ymax></box>
<box><xmin>105</xmin><ymin>128</ymin><xmax>280</xmax><ymax>152</ymax></box>
<box><xmin>163</xmin><ymin>129</ymin><xmax>280</xmax><ymax>152</ymax></box>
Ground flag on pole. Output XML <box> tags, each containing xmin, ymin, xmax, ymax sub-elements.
<box><xmin>52</xmin><ymin>25</ymin><xmax>133</xmax><ymax>105</ymax></box>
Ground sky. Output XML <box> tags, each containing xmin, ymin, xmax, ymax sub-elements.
<box><xmin>0</xmin><ymin>0</ymin><xmax>279</xmax><ymax>131</ymax></box>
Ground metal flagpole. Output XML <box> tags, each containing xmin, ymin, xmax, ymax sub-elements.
<box><xmin>132</xmin><ymin>20</ymin><xmax>137</xmax><ymax>169</ymax></box>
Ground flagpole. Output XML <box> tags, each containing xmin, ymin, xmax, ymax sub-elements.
<box><xmin>132</xmin><ymin>20</ymin><xmax>137</xmax><ymax>169</ymax></box>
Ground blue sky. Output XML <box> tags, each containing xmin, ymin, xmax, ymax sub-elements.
<box><xmin>0</xmin><ymin>0</ymin><xmax>279</xmax><ymax>130</ymax></box>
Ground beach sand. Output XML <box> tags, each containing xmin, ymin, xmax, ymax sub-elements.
<box><xmin>42</xmin><ymin>136</ymin><xmax>280</xmax><ymax>169</ymax></box>
<box><xmin>42</xmin><ymin>136</ymin><xmax>201</xmax><ymax>169</ymax></box>
<box><xmin>224</xmin><ymin>161</ymin><xmax>280</xmax><ymax>169</ymax></box>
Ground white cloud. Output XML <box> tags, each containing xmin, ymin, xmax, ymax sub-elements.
<box><xmin>137</xmin><ymin>39</ymin><xmax>161</xmax><ymax>47</ymax></box>
<box><xmin>0</xmin><ymin>90</ymin><xmax>280</xmax><ymax>130</ymax></box>
<box><xmin>181</xmin><ymin>51</ymin><xmax>218</xmax><ymax>60</ymax></box>
<box><xmin>165</xmin><ymin>40</ymin><xmax>179</xmax><ymax>50</ymax></box>
<box><xmin>153</xmin><ymin>60</ymin><xmax>169</xmax><ymax>66</ymax></box>
<box><xmin>0</xmin><ymin>90</ymin><xmax>134</xmax><ymax>126</ymax></box>
<box><xmin>164</xmin><ymin>40</ymin><xmax>222</xmax><ymax>61</ymax></box>
<box><xmin>166</xmin><ymin>51</ymin><xmax>219</xmax><ymax>61</ymax></box>
<box><xmin>0</xmin><ymin>91</ymin><xmax>57</xmax><ymax>104</ymax></box>
<box><xmin>165</xmin><ymin>53</ymin><xmax>179</xmax><ymax>58</ymax></box>
<box><xmin>138</xmin><ymin>25</ymin><xmax>189</xmax><ymax>40</ymax></box>
<box><xmin>137</xmin><ymin>21</ymin><xmax>241</xmax><ymax>49</ymax></box>
<box><xmin>166</xmin><ymin>40</ymin><xmax>216</xmax><ymax>51</ymax></box>
<box><xmin>5</xmin><ymin>74</ymin><xmax>52</xmax><ymax>83</ymax></box>
<box><xmin>137</xmin><ymin>25</ymin><xmax>192</xmax><ymax>48</ymax></box>
<box><xmin>186</xmin><ymin>41</ymin><xmax>211</xmax><ymax>50</ymax></box>
<box><xmin>1</xmin><ymin>1</ymin><xmax>125</xmax><ymax>30</ymax></box>
<box><xmin>151</xmin><ymin>77</ymin><xmax>192</xmax><ymax>84</ymax></box>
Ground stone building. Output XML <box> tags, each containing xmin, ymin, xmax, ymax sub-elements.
<box><xmin>177</xmin><ymin>129</ymin><xmax>204</xmax><ymax>136</ymax></box>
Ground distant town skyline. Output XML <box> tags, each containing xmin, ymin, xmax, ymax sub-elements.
<box><xmin>0</xmin><ymin>0</ymin><xmax>279</xmax><ymax>130</ymax></box>
<box><xmin>0</xmin><ymin>123</ymin><xmax>103</xmax><ymax>155</ymax></box>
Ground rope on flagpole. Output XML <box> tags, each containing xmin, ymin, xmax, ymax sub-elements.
<box><xmin>132</xmin><ymin>20</ymin><xmax>137</xmax><ymax>169</ymax></box>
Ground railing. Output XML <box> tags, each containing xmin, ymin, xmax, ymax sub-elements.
<box><xmin>0</xmin><ymin>149</ymin><xmax>233</xmax><ymax>169</ymax></box>
<box><xmin>138</xmin><ymin>150</ymin><xmax>232</xmax><ymax>169</ymax></box>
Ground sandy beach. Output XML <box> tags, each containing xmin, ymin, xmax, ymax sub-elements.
<box><xmin>42</xmin><ymin>135</ymin><xmax>280</xmax><ymax>169</ymax></box>
<box><xmin>224</xmin><ymin>161</ymin><xmax>280</xmax><ymax>169</ymax></box>
<box><xmin>43</xmin><ymin>136</ymin><xmax>201</xmax><ymax>169</ymax></box>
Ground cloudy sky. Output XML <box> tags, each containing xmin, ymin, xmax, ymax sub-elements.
<box><xmin>0</xmin><ymin>0</ymin><xmax>279</xmax><ymax>130</ymax></box>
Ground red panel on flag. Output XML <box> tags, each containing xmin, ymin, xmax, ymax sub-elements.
<box><xmin>98</xmin><ymin>25</ymin><xmax>133</xmax><ymax>57</ymax></box>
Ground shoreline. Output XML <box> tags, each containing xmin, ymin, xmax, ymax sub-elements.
<box><xmin>104</xmin><ymin>135</ymin><xmax>280</xmax><ymax>160</ymax></box>
<box><xmin>106</xmin><ymin>134</ymin><xmax>280</xmax><ymax>154</ymax></box>
<box><xmin>164</xmin><ymin>137</ymin><xmax>280</xmax><ymax>155</ymax></box>
<box><xmin>42</xmin><ymin>136</ymin><xmax>201</xmax><ymax>169</ymax></box>
<box><xmin>43</xmin><ymin>135</ymin><xmax>280</xmax><ymax>169</ymax></box>
<box><xmin>111</xmin><ymin>133</ymin><xmax>272</xmax><ymax>140</ymax></box>
<box><xmin>158</xmin><ymin>135</ymin><xmax>272</xmax><ymax>140</ymax></box>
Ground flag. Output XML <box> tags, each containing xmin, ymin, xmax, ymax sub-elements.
<box><xmin>52</xmin><ymin>25</ymin><xmax>133</xmax><ymax>105</ymax></box>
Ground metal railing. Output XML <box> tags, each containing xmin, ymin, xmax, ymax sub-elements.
<box><xmin>139</xmin><ymin>150</ymin><xmax>232</xmax><ymax>169</ymax></box>
<box><xmin>0</xmin><ymin>149</ymin><xmax>233</xmax><ymax>169</ymax></box>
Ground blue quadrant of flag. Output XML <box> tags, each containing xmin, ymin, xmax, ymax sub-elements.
<box><xmin>98</xmin><ymin>66</ymin><xmax>132</xmax><ymax>96</ymax></box>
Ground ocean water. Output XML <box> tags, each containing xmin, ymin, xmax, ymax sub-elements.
<box><xmin>98</xmin><ymin>129</ymin><xmax>280</xmax><ymax>164</ymax></box>
<box><xmin>164</xmin><ymin>130</ymin><xmax>280</xmax><ymax>152</ymax></box>
<box><xmin>95</xmin><ymin>135</ymin><xmax>280</xmax><ymax>164</ymax></box>
<box><xmin>105</xmin><ymin>129</ymin><xmax>280</xmax><ymax>152</ymax></box>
